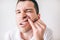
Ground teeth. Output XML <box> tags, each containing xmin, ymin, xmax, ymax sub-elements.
<box><xmin>20</xmin><ymin>19</ymin><xmax>28</xmax><ymax>25</ymax></box>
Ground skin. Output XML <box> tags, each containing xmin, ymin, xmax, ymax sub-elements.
<box><xmin>16</xmin><ymin>1</ymin><xmax>46</xmax><ymax>40</ymax></box>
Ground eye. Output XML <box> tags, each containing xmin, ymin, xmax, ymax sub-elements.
<box><xmin>27</xmin><ymin>10</ymin><xmax>32</xmax><ymax>13</ymax></box>
<box><xmin>16</xmin><ymin>11</ymin><xmax>21</xmax><ymax>14</ymax></box>
<box><xmin>18</xmin><ymin>11</ymin><xmax>21</xmax><ymax>13</ymax></box>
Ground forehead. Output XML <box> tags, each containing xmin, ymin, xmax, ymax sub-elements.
<box><xmin>16</xmin><ymin>1</ymin><xmax>35</xmax><ymax>10</ymax></box>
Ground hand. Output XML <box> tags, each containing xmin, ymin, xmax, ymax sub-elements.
<box><xmin>28</xmin><ymin>18</ymin><xmax>46</xmax><ymax>40</ymax></box>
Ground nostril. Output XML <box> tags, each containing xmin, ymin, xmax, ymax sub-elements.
<box><xmin>23</xmin><ymin>16</ymin><xmax>27</xmax><ymax>19</ymax></box>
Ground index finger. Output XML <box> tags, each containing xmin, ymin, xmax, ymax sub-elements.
<box><xmin>28</xmin><ymin>18</ymin><xmax>36</xmax><ymax>30</ymax></box>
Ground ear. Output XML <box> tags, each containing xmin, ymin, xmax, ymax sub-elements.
<box><xmin>37</xmin><ymin>13</ymin><xmax>40</xmax><ymax>19</ymax></box>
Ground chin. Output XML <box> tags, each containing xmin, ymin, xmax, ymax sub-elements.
<box><xmin>20</xmin><ymin>25</ymin><xmax>32</xmax><ymax>33</ymax></box>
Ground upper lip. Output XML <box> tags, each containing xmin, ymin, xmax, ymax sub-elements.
<box><xmin>23</xmin><ymin>18</ymin><xmax>28</xmax><ymax>22</ymax></box>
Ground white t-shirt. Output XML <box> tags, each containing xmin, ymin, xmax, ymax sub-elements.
<box><xmin>4</xmin><ymin>27</ymin><xmax>53</xmax><ymax>40</ymax></box>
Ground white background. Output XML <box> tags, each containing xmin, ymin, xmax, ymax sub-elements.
<box><xmin>0</xmin><ymin>0</ymin><xmax>60</xmax><ymax>40</ymax></box>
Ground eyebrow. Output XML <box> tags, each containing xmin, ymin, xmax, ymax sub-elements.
<box><xmin>16</xmin><ymin>10</ymin><xmax>20</xmax><ymax>12</ymax></box>
<box><xmin>25</xmin><ymin>9</ymin><xmax>33</xmax><ymax>11</ymax></box>
<box><xmin>16</xmin><ymin>8</ymin><xmax>33</xmax><ymax>12</ymax></box>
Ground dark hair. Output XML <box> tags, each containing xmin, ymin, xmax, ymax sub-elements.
<box><xmin>17</xmin><ymin>0</ymin><xmax>39</xmax><ymax>14</ymax></box>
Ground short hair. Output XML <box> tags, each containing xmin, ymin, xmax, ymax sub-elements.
<box><xmin>17</xmin><ymin>0</ymin><xmax>39</xmax><ymax>14</ymax></box>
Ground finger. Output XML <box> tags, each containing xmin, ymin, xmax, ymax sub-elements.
<box><xmin>35</xmin><ymin>19</ymin><xmax>46</xmax><ymax>30</ymax></box>
<box><xmin>38</xmin><ymin>19</ymin><xmax>46</xmax><ymax>28</ymax></box>
<box><xmin>34</xmin><ymin>22</ymin><xmax>43</xmax><ymax>31</ymax></box>
<box><xmin>28</xmin><ymin>18</ymin><xmax>36</xmax><ymax>30</ymax></box>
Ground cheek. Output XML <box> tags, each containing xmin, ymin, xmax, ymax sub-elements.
<box><xmin>16</xmin><ymin>15</ymin><xmax>21</xmax><ymax>22</ymax></box>
<box><xmin>27</xmin><ymin>13</ymin><xmax>38</xmax><ymax>21</ymax></box>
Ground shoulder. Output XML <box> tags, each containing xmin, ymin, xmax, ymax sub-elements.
<box><xmin>4</xmin><ymin>30</ymin><xmax>13</xmax><ymax>40</ymax></box>
<box><xmin>45</xmin><ymin>27</ymin><xmax>53</xmax><ymax>36</ymax></box>
<box><xmin>44</xmin><ymin>27</ymin><xmax>54</xmax><ymax>40</ymax></box>
<box><xmin>4</xmin><ymin>29</ymin><xmax>20</xmax><ymax>40</ymax></box>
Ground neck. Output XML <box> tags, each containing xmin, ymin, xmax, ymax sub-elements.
<box><xmin>22</xmin><ymin>29</ymin><xmax>33</xmax><ymax>39</ymax></box>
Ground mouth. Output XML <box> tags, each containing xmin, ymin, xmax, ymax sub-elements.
<box><xmin>19</xmin><ymin>19</ymin><xmax>28</xmax><ymax>27</ymax></box>
<box><xmin>20</xmin><ymin>20</ymin><xmax>28</xmax><ymax>25</ymax></box>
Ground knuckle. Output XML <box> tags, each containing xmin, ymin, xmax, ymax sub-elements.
<box><xmin>43</xmin><ymin>24</ymin><xmax>46</xmax><ymax>29</ymax></box>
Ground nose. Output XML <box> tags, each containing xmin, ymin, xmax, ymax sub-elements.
<box><xmin>21</xmin><ymin>12</ymin><xmax>27</xmax><ymax>19</ymax></box>
<box><xmin>23</xmin><ymin>15</ymin><xmax>27</xmax><ymax>19</ymax></box>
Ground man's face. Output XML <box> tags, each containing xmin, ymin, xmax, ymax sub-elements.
<box><xmin>16</xmin><ymin>1</ymin><xmax>39</xmax><ymax>32</ymax></box>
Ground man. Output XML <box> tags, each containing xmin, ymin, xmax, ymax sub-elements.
<box><xmin>5</xmin><ymin>0</ymin><xmax>53</xmax><ymax>40</ymax></box>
